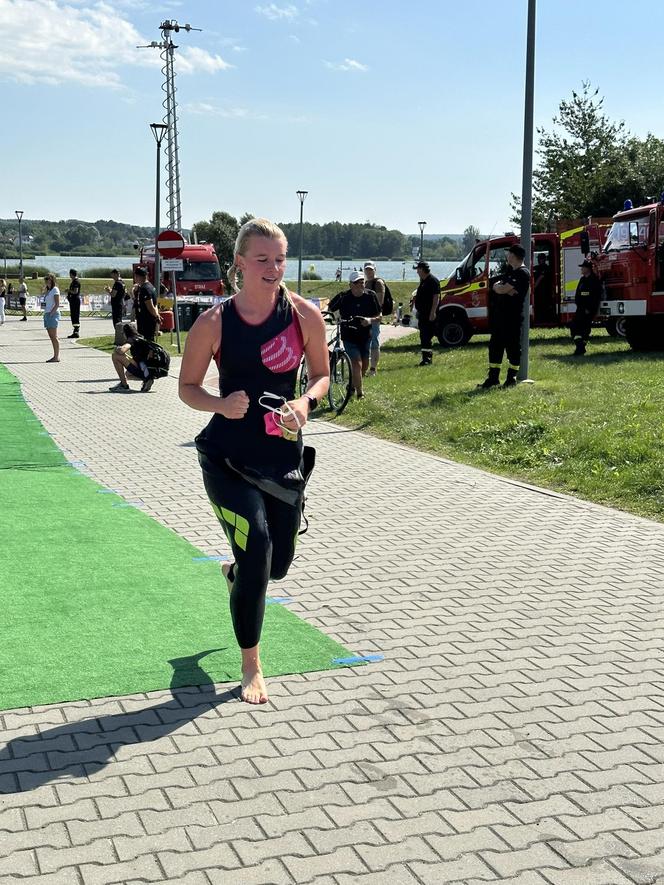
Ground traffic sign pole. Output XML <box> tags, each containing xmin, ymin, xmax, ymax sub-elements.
<box><xmin>171</xmin><ymin>270</ymin><xmax>181</xmax><ymax>354</ymax></box>
<box><xmin>156</xmin><ymin>229</ymin><xmax>185</xmax><ymax>353</ymax></box>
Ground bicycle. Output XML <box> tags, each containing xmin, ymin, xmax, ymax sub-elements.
<box><xmin>298</xmin><ymin>310</ymin><xmax>353</xmax><ymax>415</ymax></box>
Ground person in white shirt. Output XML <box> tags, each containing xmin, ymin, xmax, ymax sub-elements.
<box><xmin>43</xmin><ymin>273</ymin><xmax>61</xmax><ymax>362</ymax></box>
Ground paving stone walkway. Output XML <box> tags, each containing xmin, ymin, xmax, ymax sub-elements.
<box><xmin>2</xmin><ymin>315</ymin><xmax>664</xmax><ymax>885</ymax></box>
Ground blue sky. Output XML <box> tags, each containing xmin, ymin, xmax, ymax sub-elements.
<box><xmin>2</xmin><ymin>0</ymin><xmax>663</xmax><ymax>235</ymax></box>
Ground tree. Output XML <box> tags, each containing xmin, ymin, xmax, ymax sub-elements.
<box><xmin>462</xmin><ymin>225</ymin><xmax>481</xmax><ymax>254</ymax></box>
<box><xmin>510</xmin><ymin>82</ymin><xmax>664</xmax><ymax>228</ymax></box>
<box><xmin>192</xmin><ymin>211</ymin><xmax>240</xmax><ymax>268</ymax></box>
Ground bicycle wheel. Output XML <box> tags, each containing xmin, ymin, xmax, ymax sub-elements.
<box><xmin>328</xmin><ymin>348</ymin><xmax>352</xmax><ymax>414</ymax></box>
<box><xmin>298</xmin><ymin>356</ymin><xmax>309</xmax><ymax>398</ymax></box>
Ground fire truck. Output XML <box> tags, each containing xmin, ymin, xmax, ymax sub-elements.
<box><xmin>133</xmin><ymin>241</ymin><xmax>224</xmax><ymax>301</ymax></box>
<box><xmin>597</xmin><ymin>197</ymin><xmax>664</xmax><ymax>350</ymax></box>
<box><xmin>434</xmin><ymin>224</ymin><xmax>611</xmax><ymax>347</ymax></box>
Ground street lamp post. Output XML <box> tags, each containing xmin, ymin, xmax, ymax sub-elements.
<box><xmin>296</xmin><ymin>190</ymin><xmax>308</xmax><ymax>296</ymax></box>
<box><xmin>149</xmin><ymin>123</ymin><xmax>168</xmax><ymax>297</ymax></box>
<box><xmin>418</xmin><ymin>221</ymin><xmax>427</xmax><ymax>261</ymax></box>
<box><xmin>15</xmin><ymin>210</ymin><xmax>24</xmax><ymax>284</ymax></box>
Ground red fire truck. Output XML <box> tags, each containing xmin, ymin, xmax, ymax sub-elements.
<box><xmin>434</xmin><ymin>224</ymin><xmax>610</xmax><ymax>347</ymax></box>
<box><xmin>597</xmin><ymin>197</ymin><xmax>664</xmax><ymax>350</ymax></box>
<box><xmin>133</xmin><ymin>242</ymin><xmax>224</xmax><ymax>301</ymax></box>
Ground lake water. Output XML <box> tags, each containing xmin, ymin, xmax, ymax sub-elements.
<box><xmin>14</xmin><ymin>255</ymin><xmax>459</xmax><ymax>284</ymax></box>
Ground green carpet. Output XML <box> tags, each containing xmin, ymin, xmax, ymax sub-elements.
<box><xmin>0</xmin><ymin>364</ymin><xmax>357</xmax><ymax>711</ymax></box>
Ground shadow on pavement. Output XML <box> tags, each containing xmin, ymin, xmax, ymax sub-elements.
<box><xmin>0</xmin><ymin>650</ymin><xmax>237</xmax><ymax>793</ymax></box>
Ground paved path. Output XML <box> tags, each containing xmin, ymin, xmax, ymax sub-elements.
<box><xmin>2</xmin><ymin>315</ymin><xmax>664</xmax><ymax>885</ymax></box>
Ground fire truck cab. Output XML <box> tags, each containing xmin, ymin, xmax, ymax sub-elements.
<box><xmin>597</xmin><ymin>198</ymin><xmax>664</xmax><ymax>350</ymax></box>
<box><xmin>134</xmin><ymin>242</ymin><xmax>223</xmax><ymax>301</ymax></box>
<box><xmin>435</xmin><ymin>226</ymin><xmax>608</xmax><ymax>347</ymax></box>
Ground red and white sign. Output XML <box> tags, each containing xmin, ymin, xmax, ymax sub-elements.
<box><xmin>156</xmin><ymin>229</ymin><xmax>186</xmax><ymax>258</ymax></box>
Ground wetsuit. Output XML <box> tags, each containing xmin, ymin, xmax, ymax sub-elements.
<box><xmin>195</xmin><ymin>290</ymin><xmax>311</xmax><ymax>649</ymax></box>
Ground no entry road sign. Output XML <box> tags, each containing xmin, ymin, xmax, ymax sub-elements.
<box><xmin>156</xmin><ymin>229</ymin><xmax>186</xmax><ymax>258</ymax></box>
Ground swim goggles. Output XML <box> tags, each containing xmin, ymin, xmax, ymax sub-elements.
<box><xmin>258</xmin><ymin>392</ymin><xmax>302</xmax><ymax>441</ymax></box>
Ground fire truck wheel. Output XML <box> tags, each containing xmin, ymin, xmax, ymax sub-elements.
<box><xmin>436</xmin><ymin>312</ymin><xmax>471</xmax><ymax>348</ymax></box>
<box><xmin>624</xmin><ymin>316</ymin><xmax>664</xmax><ymax>351</ymax></box>
<box><xmin>605</xmin><ymin>317</ymin><xmax>627</xmax><ymax>338</ymax></box>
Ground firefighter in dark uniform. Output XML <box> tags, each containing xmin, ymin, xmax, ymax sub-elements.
<box><xmin>479</xmin><ymin>243</ymin><xmax>530</xmax><ymax>388</ymax></box>
<box><xmin>571</xmin><ymin>259</ymin><xmax>602</xmax><ymax>355</ymax></box>
<box><xmin>413</xmin><ymin>260</ymin><xmax>440</xmax><ymax>366</ymax></box>
<box><xmin>66</xmin><ymin>268</ymin><xmax>82</xmax><ymax>339</ymax></box>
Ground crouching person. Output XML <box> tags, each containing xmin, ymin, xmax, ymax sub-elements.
<box><xmin>109</xmin><ymin>324</ymin><xmax>170</xmax><ymax>393</ymax></box>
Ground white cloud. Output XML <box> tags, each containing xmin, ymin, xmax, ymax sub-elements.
<box><xmin>178</xmin><ymin>46</ymin><xmax>233</xmax><ymax>75</ymax></box>
<box><xmin>324</xmin><ymin>58</ymin><xmax>368</xmax><ymax>72</ymax></box>
<box><xmin>181</xmin><ymin>101</ymin><xmax>267</xmax><ymax>120</ymax></box>
<box><xmin>0</xmin><ymin>0</ymin><xmax>232</xmax><ymax>88</ymax></box>
<box><xmin>255</xmin><ymin>3</ymin><xmax>298</xmax><ymax>20</ymax></box>
<box><xmin>289</xmin><ymin>34</ymin><xmax>301</xmax><ymax>43</ymax></box>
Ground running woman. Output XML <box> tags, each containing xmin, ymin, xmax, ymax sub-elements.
<box><xmin>179</xmin><ymin>219</ymin><xmax>329</xmax><ymax>704</ymax></box>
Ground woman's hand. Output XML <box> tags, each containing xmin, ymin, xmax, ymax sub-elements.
<box><xmin>282</xmin><ymin>397</ymin><xmax>309</xmax><ymax>431</ymax></box>
<box><xmin>220</xmin><ymin>390</ymin><xmax>250</xmax><ymax>419</ymax></box>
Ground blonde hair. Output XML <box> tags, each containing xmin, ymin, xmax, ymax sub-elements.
<box><xmin>228</xmin><ymin>218</ymin><xmax>295</xmax><ymax>309</ymax></box>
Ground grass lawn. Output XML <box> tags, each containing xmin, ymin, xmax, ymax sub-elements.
<box><xmin>330</xmin><ymin>327</ymin><xmax>664</xmax><ymax>522</ymax></box>
<box><xmin>76</xmin><ymin>331</ymin><xmax>189</xmax><ymax>358</ymax></box>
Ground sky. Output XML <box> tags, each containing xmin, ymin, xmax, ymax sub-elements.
<box><xmin>3</xmin><ymin>0</ymin><xmax>664</xmax><ymax>236</ymax></box>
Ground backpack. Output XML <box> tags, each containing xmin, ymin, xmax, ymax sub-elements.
<box><xmin>145</xmin><ymin>340</ymin><xmax>171</xmax><ymax>378</ymax></box>
<box><xmin>381</xmin><ymin>283</ymin><xmax>394</xmax><ymax>316</ymax></box>
<box><xmin>133</xmin><ymin>337</ymin><xmax>171</xmax><ymax>379</ymax></box>
<box><xmin>367</xmin><ymin>278</ymin><xmax>393</xmax><ymax>315</ymax></box>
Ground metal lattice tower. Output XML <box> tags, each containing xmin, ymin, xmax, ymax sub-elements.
<box><xmin>138</xmin><ymin>20</ymin><xmax>201</xmax><ymax>232</ymax></box>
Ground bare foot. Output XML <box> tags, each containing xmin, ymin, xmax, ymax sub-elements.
<box><xmin>221</xmin><ymin>561</ymin><xmax>234</xmax><ymax>592</ymax></box>
<box><xmin>241</xmin><ymin>667</ymin><xmax>268</xmax><ymax>704</ymax></box>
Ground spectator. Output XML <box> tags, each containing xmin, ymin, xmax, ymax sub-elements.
<box><xmin>109</xmin><ymin>324</ymin><xmax>161</xmax><ymax>393</ymax></box>
<box><xmin>478</xmin><ymin>244</ymin><xmax>530</xmax><ymax>388</ymax></box>
<box><xmin>328</xmin><ymin>270</ymin><xmax>381</xmax><ymax>399</ymax></box>
<box><xmin>105</xmin><ymin>269</ymin><xmax>126</xmax><ymax>329</ymax></box>
<box><xmin>65</xmin><ymin>268</ymin><xmax>82</xmax><ymax>339</ymax></box>
<box><xmin>571</xmin><ymin>259</ymin><xmax>602</xmax><ymax>356</ymax></box>
<box><xmin>133</xmin><ymin>266</ymin><xmax>160</xmax><ymax>341</ymax></box>
<box><xmin>43</xmin><ymin>273</ymin><xmax>61</xmax><ymax>362</ymax></box>
<box><xmin>363</xmin><ymin>261</ymin><xmax>386</xmax><ymax>376</ymax></box>
<box><xmin>413</xmin><ymin>260</ymin><xmax>441</xmax><ymax>366</ymax></box>
<box><xmin>18</xmin><ymin>278</ymin><xmax>28</xmax><ymax>321</ymax></box>
<box><xmin>0</xmin><ymin>278</ymin><xmax>5</xmax><ymax>326</ymax></box>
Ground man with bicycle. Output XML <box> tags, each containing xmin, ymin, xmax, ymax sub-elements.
<box><xmin>328</xmin><ymin>270</ymin><xmax>381</xmax><ymax>400</ymax></box>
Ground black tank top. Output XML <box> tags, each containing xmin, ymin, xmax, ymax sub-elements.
<box><xmin>195</xmin><ymin>290</ymin><xmax>304</xmax><ymax>476</ymax></box>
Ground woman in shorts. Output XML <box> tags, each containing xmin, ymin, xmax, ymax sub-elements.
<box><xmin>179</xmin><ymin>218</ymin><xmax>329</xmax><ymax>705</ymax></box>
<box><xmin>43</xmin><ymin>273</ymin><xmax>61</xmax><ymax>362</ymax></box>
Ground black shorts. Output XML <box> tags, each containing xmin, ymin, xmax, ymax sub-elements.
<box><xmin>127</xmin><ymin>363</ymin><xmax>144</xmax><ymax>379</ymax></box>
<box><xmin>19</xmin><ymin>297</ymin><xmax>26</xmax><ymax>306</ymax></box>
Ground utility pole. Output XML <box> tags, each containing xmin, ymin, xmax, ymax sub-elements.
<box><xmin>518</xmin><ymin>0</ymin><xmax>536</xmax><ymax>383</ymax></box>
<box><xmin>138</xmin><ymin>20</ymin><xmax>201</xmax><ymax>232</ymax></box>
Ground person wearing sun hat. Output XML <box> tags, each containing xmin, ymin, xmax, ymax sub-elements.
<box><xmin>328</xmin><ymin>270</ymin><xmax>381</xmax><ymax>399</ymax></box>
<box><xmin>363</xmin><ymin>261</ymin><xmax>386</xmax><ymax>375</ymax></box>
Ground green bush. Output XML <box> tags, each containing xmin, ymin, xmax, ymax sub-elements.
<box><xmin>2</xmin><ymin>264</ymin><xmax>51</xmax><ymax>278</ymax></box>
<box><xmin>82</xmin><ymin>266</ymin><xmax>133</xmax><ymax>278</ymax></box>
<box><xmin>302</xmin><ymin>271</ymin><xmax>322</xmax><ymax>280</ymax></box>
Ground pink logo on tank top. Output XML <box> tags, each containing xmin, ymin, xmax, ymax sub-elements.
<box><xmin>260</xmin><ymin>318</ymin><xmax>303</xmax><ymax>373</ymax></box>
